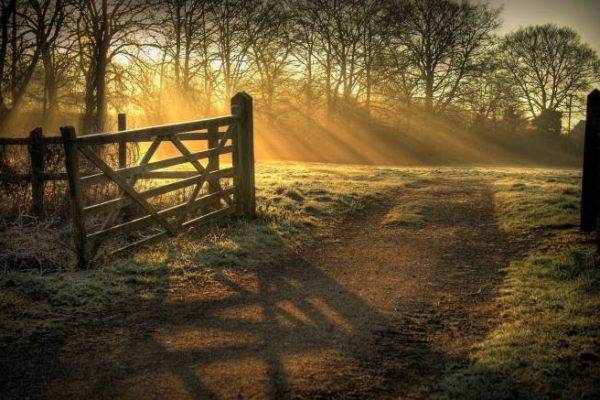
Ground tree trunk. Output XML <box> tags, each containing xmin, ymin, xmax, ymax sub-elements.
<box><xmin>174</xmin><ymin>3</ymin><xmax>182</xmax><ymax>89</ymax></box>
<box><xmin>424</xmin><ymin>72</ymin><xmax>434</xmax><ymax>113</ymax></box>
<box><xmin>365</xmin><ymin>66</ymin><xmax>372</xmax><ymax>116</ymax></box>
<box><xmin>0</xmin><ymin>0</ymin><xmax>16</xmax><ymax>120</ymax></box>
<box><xmin>94</xmin><ymin>43</ymin><xmax>108</xmax><ymax>133</ymax></box>
<box><xmin>306</xmin><ymin>51</ymin><xmax>313</xmax><ymax>114</ymax></box>
<box><xmin>325</xmin><ymin>52</ymin><xmax>333</xmax><ymax>116</ymax></box>
<box><xmin>42</xmin><ymin>46</ymin><xmax>59</xmax><ymax>129</ymax></box>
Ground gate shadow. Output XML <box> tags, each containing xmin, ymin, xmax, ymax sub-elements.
<box><xmin>2</xmin><ymin>179</ymin><xmax>537</xmax><ymax>399</ymax></box>
<box><xmin>41</xmin><ymin>228</ymin><xmax>527</xmax><ymax>399</ymax></box>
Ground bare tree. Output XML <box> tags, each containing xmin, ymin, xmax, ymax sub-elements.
<box><xmin>295</xmin><ymin>0</ymin><xmax>372</xmax><ymax>113</ymax></box>
<box><xmin>161</xmin><ymin>0</ymin><xmax>216</xmax><ymax>111</ymax></box>
<box><xmin>74</xmin><ymin>0</ymin><xmax>153</xmax><ymax>133</ymax></box>
<box><xmin>289</xmin><ymin>0</ymin><xmax>319</xmax><ymax>115</ymax></box>
<box><xmin>210</xmin><ymin>0</ymin><xmax>252</xmax><ymax>103</ymax></box>
<box><xmin>358</xmin><ymin>0</ymin><xmax>387</xmax><ymax>114</ymax></box>
<box><xmin>246</xmin><ymin>0</ymin><xmax>292</xmax><ymax>113</ymax></box>
<box><xmin>395</xmin><ymin>0</ymin><xmax>499</xmax><ymax>113</ymax></box>
<box><xmin>295</xmin><ymin>0</ymin><xmax>338</xmax><ymax>113</ymax></box>
<box><xmin>115</xmin><ymin>47</ymin><xmax>163</xmax><ymax>123</ymax></box>
<box><xmin>0</xmin><ymin>0</ymin><xmax>64</xmax><ymax>130</ymax></box>
<box><xmin>501</xmin><ymin>24</ymin><xmax>600</xmax><ymax>119</ymax></box>
<box><xmin>28</xmin><ymin>0</ymin><xmax>65</xmax><ymax>129</ymax></box>
<box><xmin>0</xmin><ymin>0</ymin><xmax>18</xmax><ymax>129</ymax></box>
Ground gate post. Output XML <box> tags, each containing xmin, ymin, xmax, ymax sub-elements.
<box><xmin>61</xmin><ymin>126</ymin><xmax>88</xmax><ymax>268</ymax></box>
<box><xmin>231</xmin><ymin>92</ymin><xmax>256</xmax><ymax>219</ymax></box>
<box><xmin>581</xmin><ymin>89</ymin><xmax>600</xmax><ymax>233</ymax></box>
<box><xmin>29</xmin><ymin>127</ymin><xmax>45</xmax><ymax>217</ymax></box>
<box><xmin>118</xmin><ymin>113</ymin><xmax>127</xmax><ymax>168</ymax></box>
<box><xmin>207</xmin><ymin>124</ymin><xmax>220</xmax><ymax>208</ymax></box>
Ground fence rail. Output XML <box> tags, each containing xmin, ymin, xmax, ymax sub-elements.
<box><xmin>0</xmin><ymin>116</ymin><xmax>237</xmax><ymax>215</ymax></box>
<box><xmin>0</xmin><ymin>129</ymin><xmax>65</xmax><ymax>215</ymax></box>
<box><xmin>76</xmin><ymin>115</ymin><xmax>237</xmax><ymax>144</ymax></box>
<box><xmin>0</xmin><ymin>136</ymin><xmax>63</xmax><ymax>145</ymax></box>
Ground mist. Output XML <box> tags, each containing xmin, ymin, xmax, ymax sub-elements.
<box><xmin>1</xmin><ymin>0</ymin><xmax>598</xmax><ymax>167</ymax></box>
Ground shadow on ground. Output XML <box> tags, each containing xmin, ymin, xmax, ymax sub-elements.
<box><xmin>1</xmin><ymin>179</ymin><xmax>537</xmax><ymax>399</ymax></box>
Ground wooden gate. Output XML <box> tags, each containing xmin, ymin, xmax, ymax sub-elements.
<box><xmin>61</xmin><ymin>92</ymin><xmax>256</xmax><ymax>268</ymax></box>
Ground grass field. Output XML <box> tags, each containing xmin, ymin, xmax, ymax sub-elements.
<box><xmin>1</xmin><ymin>161</ymin><xmax>598</xmax><ymax>399</ymax></box>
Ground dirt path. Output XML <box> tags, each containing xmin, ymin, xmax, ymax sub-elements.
<box><xmin>4</xmin><ymin>180</ymin><xmax>517</xmax><ymax>399</ymax></box>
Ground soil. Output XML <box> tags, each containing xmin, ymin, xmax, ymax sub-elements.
<box><xmin>1</xmin><ymin>180</ymin><xmax>522</xmax><ymax>399</ymax></box>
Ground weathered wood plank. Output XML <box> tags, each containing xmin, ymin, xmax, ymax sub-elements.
<box><xmin>207</xmin><ymin>125</ymin><xmax>220</xmax><ymax>207</ymax></box>
<box><xmin>581</xmin><ymin>89</ymin><xmax>600</xmax><ymax>232</ymax></box>
<box><xmin>168</xmin><ymin>134</ymin><xmax>209</xmax><ymax>174</ymax></box>
<box><xmin>87</xmin><ymin>187</ymin><xmax>236</xmax><ymax>240</ymax></box>
<box><xmin>80</xmin><ymin>144</ymin><xmax>234</xmax><ymax>186</ymax></box>
<box><xmin>60</xmin><ymin>126</ymin><xmax>88</xmax><ymax>268</ymax></box>
<box><xmin>0</xmin><ymin>173</ymin><xmax>30</xmax><ymax>183</ymax></box>
<box><xmin>174</xmin><ymin>125</ymin><xmax>235</xmax><ymax>227</ymax></box>
<box><xmin>3</xmin><ymin>171</ymin><xmax>226</xmax><ymax>182</ymax></box>
<box><xmin>0</xmin><ymin>133</ymin><xmax>229</xmax><ymax>146</ymax></box>
<box><xmin>0</xmin><ymin>137</ymin><xmax>30</xmax><ymax>145</ymax></box>
<box><xmin>181</xmin><ymin>206</ymin><xmax>236</xmax><ymax>229</ymax></box>
<box><xmin>111</xmin><ymin>230</ymin><xmax>170</xmax><ymax>255</ymax></box>
<box><xmin>87</xmin><ymin>131</ymin><xmax>230</xmax><ymax>143</ymax></box>
<box><xmin>139</xmin><ymin>171</ymin><xmax>206</xmax><ymax>179</ymax></box>
<box><xmin>169</xmin><ymin>131</ymin><xmax>231</xmax><ymax>206</ymax></box>
<box><xmin>132</xmin><ymin>131</ymin><xmax>228</xmax><ymax>142</ymax></box>
<box><xmin>0</xmin><ymin>136</ymin><xmax>63</xmax><ymax>145</ymax></box>
<box><xmin>89</xmin><ymin>135</ymin><xmax>164</xmax><ymax>255</ymax></box>
<box><xmin>29</xmin><ymin>128</ymin><xmax>45</xmax><ymax>217</ymax></box>
<box><xmin>84</xmin><ymin>168</ymin><xmax>235</xmax><ymax>216</ymax></box>
<box><xmin>118</xmin><ymin>113</ymin><xmax>127</xmax><ymax>168</ymax></box>
<box><xmin>78</xmin><ymin>145</ymin><xmax>178</xmax><ymax>236</ymax></box>
<box><xmin>231</xmin><ymin>92</ymin><xmax>256</xmax><ymax>218</ymax></box>
<box><xmin>76</xmin><ymin>116</ymin><xmax>237</xmax><ymax>144</ymax></box>
<box><xmin>111</xmin><ymin>205</ymin><xmax>236</xmax><ymax>254</ymax></box>
<box><xmin>44</xmin><ymin>173</ymin><xmax>68</xmax><ymax>180</ymax></box>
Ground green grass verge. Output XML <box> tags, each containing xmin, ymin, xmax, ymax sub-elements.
<box><xmin>439</xmin><ymin>168</ymin><xmax>600</xmax><ymax>400</ymax></box>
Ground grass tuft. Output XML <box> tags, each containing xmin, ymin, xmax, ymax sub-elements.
<box><xmin>381</xmin><ymin>203</ymin><xmax>427</xmax><ymax>228</ymax></box>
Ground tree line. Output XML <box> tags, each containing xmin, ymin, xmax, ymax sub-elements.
<box><xmin>1</xmin><ymin>0</ymin><xmax>599</xmax><ymax>136</ymax></box>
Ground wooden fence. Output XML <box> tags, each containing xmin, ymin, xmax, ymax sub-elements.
<box><xmin>0</xmin><ymin>92</ymin><xmax>255</xmax><ymax>267</ymax></box>
<box><xmin>580</xmin><ymin>89</ymin><xmax>600</xmax><ymax>251</ymax></box>
<box><xmin>0</xmin><ymin>130</ymin><xmax>66</xmax><ymax>216</ymax></box>
<box><xmin>60</xmin><ymin>92</ymin><xmax>255</xmax><ymax>267</ymax></box>
<box><xmin>0</xmin><ymin>113</ymin><xmax>131</xmax><ymax>216</ymax></box>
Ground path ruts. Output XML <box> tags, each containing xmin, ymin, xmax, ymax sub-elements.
<box><xmin>3</xmin><ymin>179</ymin><xmax>515</xmax><ymax>399</ymax></box>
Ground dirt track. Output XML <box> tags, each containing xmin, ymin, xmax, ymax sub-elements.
<box><xmin>3</xmin><ymin>180</ymin><xmax>517</xmax><ymax>399</ymax></box>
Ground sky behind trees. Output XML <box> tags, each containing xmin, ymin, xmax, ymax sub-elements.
<box><xmin>487</xmin><ymin>0</ymin><xmax>600</xmax><ymax>51</ymax></box>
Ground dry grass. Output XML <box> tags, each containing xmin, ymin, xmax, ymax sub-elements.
<box><xmin>0</xmin><ymin>161</ymin><xmax>408</xmax><ymax>341</ymax></box>
<box><xmin>0</xmin><ymin>217</ymin><xmax>74</xmax><ymax>273</ymax></box>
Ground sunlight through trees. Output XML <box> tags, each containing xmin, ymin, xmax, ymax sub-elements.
<box><xmin>0</xmin><ymin>0</ymin><xmax>598</xmax><ymax>139</ymax></box>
